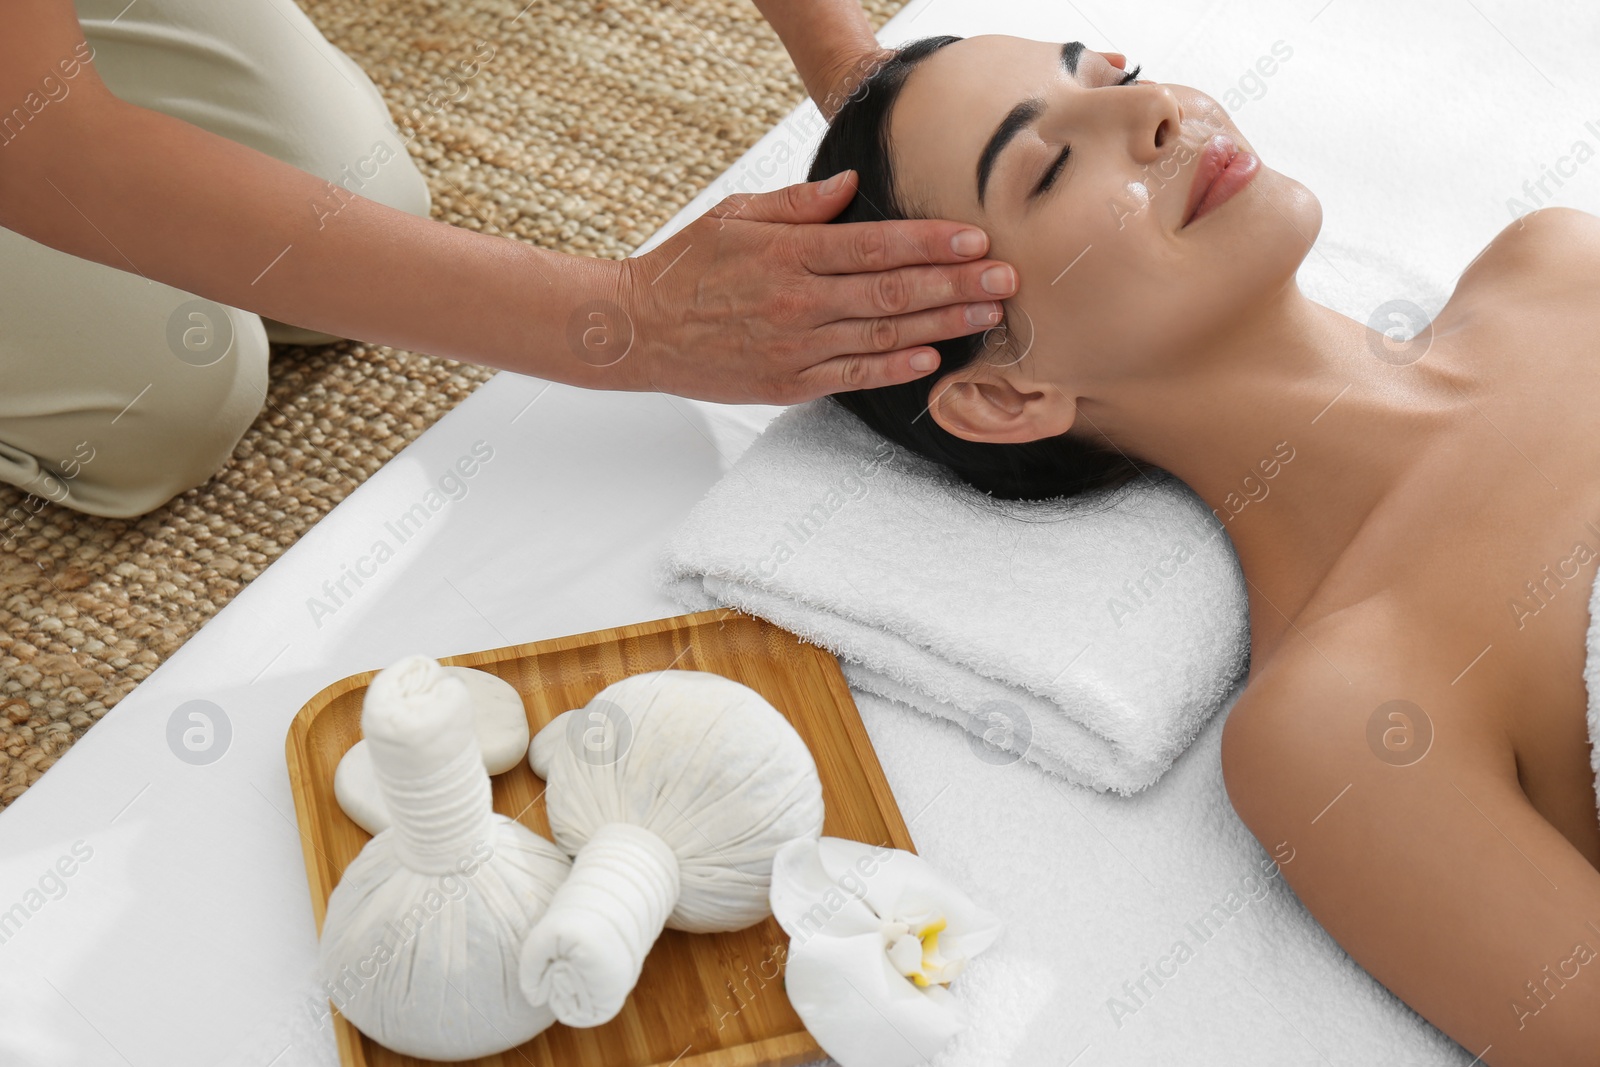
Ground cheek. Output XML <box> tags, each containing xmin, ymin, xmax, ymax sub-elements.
<box><xmin>1005</xmin><ymin>189</ymin><xmax>1171</xmax><ymax>353</ymax></box>
<box><xmin>1008</xmin><ymin>171</ymin><xmax>1317</xmax><ymax>370</ymax></box>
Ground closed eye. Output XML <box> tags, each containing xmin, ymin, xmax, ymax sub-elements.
<box><xmin>1029</xmin><ymin>63</ymin><xmax>1143</xmax><ymax>201</ymax></box>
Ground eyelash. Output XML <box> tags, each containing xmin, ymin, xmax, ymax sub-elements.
<box><xmin>1033</xmin><ymin>63</ymin><xmax>1144</xmax><ymax>197</ymax></box>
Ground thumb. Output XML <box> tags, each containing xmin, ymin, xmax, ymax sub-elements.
<box><xmin>716</xmin><ymin>170</ymin><xmax>858</xmax><ymax>227</ymax></box>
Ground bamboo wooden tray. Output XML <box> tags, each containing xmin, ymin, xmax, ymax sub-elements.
<box><xmin>286</xmin><ymin>607</ymin><xmax>915</xmax><ymax>1067</ymax></box>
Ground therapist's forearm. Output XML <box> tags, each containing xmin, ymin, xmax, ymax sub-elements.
<box><xmin>0</xmin><ymin>91</ymin><xmax>624</xmax><ymax>389</ymax></box>
<box><xmin>751</xmin><ymin>0</ymin><xmax>885</xmax><ymax>114</ymax></box>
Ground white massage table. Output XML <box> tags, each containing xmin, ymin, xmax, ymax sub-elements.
<box><xmin>3</xmin><ymin>0</ymin><xmax>1596</xmax><ymax>1063</ymax></box>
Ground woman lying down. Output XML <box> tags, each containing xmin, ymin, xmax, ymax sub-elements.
<box><xmin>809</xmin><ymin>33</ymin><xmax>1600</xmax><ymax>1066</ymax></box>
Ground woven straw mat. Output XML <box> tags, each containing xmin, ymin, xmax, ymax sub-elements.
<box><xmin>0</xmin><ymin>0</ymin><xmax>908</xmax><ymax>809</ymax></box>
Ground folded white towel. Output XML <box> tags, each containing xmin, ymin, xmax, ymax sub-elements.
<box><xmin>654</xmin><ymin>396</ymin><xmax>1250</xmax><ymax>795</ymax></box>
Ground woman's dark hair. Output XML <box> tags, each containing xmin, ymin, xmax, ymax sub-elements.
<box><xmin>809</xmin><ymin>36</ymin><xmax>1165</xmax><ymax>505</ymax></box>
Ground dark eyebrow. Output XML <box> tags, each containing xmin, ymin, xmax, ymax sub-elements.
<box><xmin>975</xmin><ymin>41</ymin><xmax>1086</xmax><ymax>206</ymax></box>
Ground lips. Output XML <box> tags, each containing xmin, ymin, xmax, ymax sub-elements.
<box><xmin>1183</xmin><ymin>135</ymin><xmax>1235</xmax><ymax>226</ymax></box>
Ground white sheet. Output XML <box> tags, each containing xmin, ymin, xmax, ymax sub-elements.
<box><xmin>2</xmin><ymin>0</ymin><xmax>1595</xmax><ymax>1063</ymax></box>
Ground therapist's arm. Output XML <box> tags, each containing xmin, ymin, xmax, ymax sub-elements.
<box><xmin>751</xmin><ymin>0</ymin><xmax>894</xmax><ymax>118</ymax></box>
<box><xmin>0</xmin><ymin>2</ymin><xmax>1018</xmax><ymax>406</ymax></box>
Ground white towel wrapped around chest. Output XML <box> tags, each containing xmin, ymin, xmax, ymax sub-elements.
<box><xmin>1584</xmin><ymin>568</ymin><xmax>1600</xmax><ymax>827</ymax></box>
<box><xmin>654</xmin><ymin>396</ymin><xmax>1252</xmax><ymax>795</ymax></box>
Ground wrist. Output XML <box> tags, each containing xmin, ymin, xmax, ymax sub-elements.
<box><xmin>523</xmin><ymin>248</ymin><xmax>645</xmax><ymax>392</ymax></box>
<box><xmin>812</xmin><ymin>44</ymin><xmax>894</xmax><ymax>119</ymax></box>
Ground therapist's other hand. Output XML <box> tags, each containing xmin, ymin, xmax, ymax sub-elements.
<box><xmin>813</xmin><ymin>46</ymin><xmax>898</xmax><ymax>120</ymax></box>
<box><xmin>613</xmin><ymin>169</ymin><xmax>1018</xmax><ymax>405</ymax></box>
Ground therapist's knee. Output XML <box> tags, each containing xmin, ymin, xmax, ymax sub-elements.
<box><xmin>313</xmin><ymin>130</ymin><xmax>433</xmax><ymax>225</ymax></box>
<box><xmin>301</xmin><ymin>73</ymin><xmax>433</xmax><ymax>224</ymax></box>
<box><xmin>60</xmin><ymin>304</ymin><xmax>270</xmax><ymax>520</ymax></box>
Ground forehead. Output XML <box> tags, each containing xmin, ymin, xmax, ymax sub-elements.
<box><xmin>888</xmin><ymin>35</ymin><xmax>1085</xmax><ymax>221</ymax></box>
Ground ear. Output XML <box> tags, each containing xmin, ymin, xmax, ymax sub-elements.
<box><xmin>926</xmin><ymin>365</ymin><xmax>1077</xmax><ymax>444</ymax></box>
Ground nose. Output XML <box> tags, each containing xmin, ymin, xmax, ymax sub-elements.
<box><xmin>1036</xmin><ymin>79</ymin><xmax>1188</xmax><ymax>169</ymax></box>
<box><xmin>1127</xmin><ymin>84</ymin><xmax>1185</xmax><ymax>166</ymax></box>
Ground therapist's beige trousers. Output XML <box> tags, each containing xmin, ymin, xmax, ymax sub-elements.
<box><xmin>0</xmin><ymin>0</ymin><xmax>432</xmax><ymax>521</ymax></box>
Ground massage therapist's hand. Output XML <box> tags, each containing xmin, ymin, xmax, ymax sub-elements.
<box><xmin>613</xmin><ymin>170</ymin><xmax>1017</xmax><ymax>405</ymax></box>
<box><xmin>0</xmin><ymin>2</ymin><xmax>1012</xmax><ymax>408</ymax></box>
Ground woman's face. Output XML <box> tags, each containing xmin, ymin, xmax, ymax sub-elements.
<box><xmin>887</xmin><ymin>35</ymin><xmax>1321</xmax><ymax>442</ymax></box>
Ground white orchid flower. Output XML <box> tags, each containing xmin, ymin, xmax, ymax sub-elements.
<box><xmin>768</xmin><ymin>836</ymin><xmax>1002</xmax><ymax>1067</ymax></box>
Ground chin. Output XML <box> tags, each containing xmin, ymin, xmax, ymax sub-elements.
<box><xmin>1210</xmin><ymin>166</ymin><xmax>1320</xmax><ymax>283</ymax></box>
<box><xmin>1132</xmin><ymin>168</ymin><xmax>1315</xmax><ymax>361</ymax></box>
<box><xmin>1260</xmin><ymin>169</ymin><xmax>1322</xmax><ymax>274</ymax></box>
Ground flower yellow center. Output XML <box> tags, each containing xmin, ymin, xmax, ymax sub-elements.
<box><xmin>884</xmin><ymin>914</ymin><xmax>964</xmax><ymax>988</ymax></box>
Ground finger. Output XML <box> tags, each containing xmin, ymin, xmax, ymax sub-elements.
<box><xmin>709</xmin><ymin>170</ymin><xmax>861</xmax><ymax>227</ymax></box>
<box><xmin>1101</xmin><ymin>51</ymin><xmax>1127</xmax><ymax>69</ymax></box>
<box><xmin>798</xmin><ymin>216</ymin><xmax>997</xmax><ymax>275</ymax></box>
<box><xmin>819</xmin><ymin>260</ymin><xmax>1018</xmax><ymax>323</ymax></box>
<box><xmin>793</xmin><ymin>346</ymin><xmax>945</xmax><ymax>399</ymax></box>
<box><xmin>822</xmin><ymin>302</ymin><xmax>1007</xmax><ymax>362</ymax></box>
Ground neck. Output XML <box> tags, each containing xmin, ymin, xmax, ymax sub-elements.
<box><xmin>1079</xmin><ymin>281</ymin><xmax>1480</xmax><ymax>662</ymax></box>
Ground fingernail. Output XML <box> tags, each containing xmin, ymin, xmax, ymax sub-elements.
<box><xmin>910</xmin><ymin>350</ymin><xmax>938</xmax><ymax>371</ymax></box>
<box><xmin>950</xmin><ymin>229</ymin><xmax>985</xmax><ymax>256</ymax></box>
<box><xmin>981</xmin><ymin>265</ymin><xmax>1016</xmax><ymax>295</ymax></box>
<box><xmin>820</xmin><ymin>170</ymin><xmax>850</xmax><ymax>195</ymax></box>
<box><xmin>965</xmin><ymin>302</ymin><xmax>1003</xmax><ymax>327</ymax></box>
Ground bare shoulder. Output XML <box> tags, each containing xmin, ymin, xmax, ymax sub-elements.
<box><xmin>1217</xmin><ymin>606</ymin><xmax>1600</xmax><ymax>1064</ymax></box>
<box><xmin>1452</xmin><ymin>206</ymin><xmax>1600</xmax><ymax>309</ymax></box>
<box><xmin>1219</xmin><ymin>607</ymin><xmax>1511</xmax><ymax>822</ymax></box>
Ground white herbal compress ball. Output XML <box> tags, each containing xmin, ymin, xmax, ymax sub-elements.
<box><xmin>519</xmin><ymin>668</ymin><xmax>826</xmax><ymax>1027</ymax></box>
<box><xmin>316</xmin><ymin>654</ymin><xmax>573</xmax><ymax>1060</ymax></box>
<box><xmin>333</xmin><ymin>665</ymin><xmax>532</xmax><ymax>835</ymax></box>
